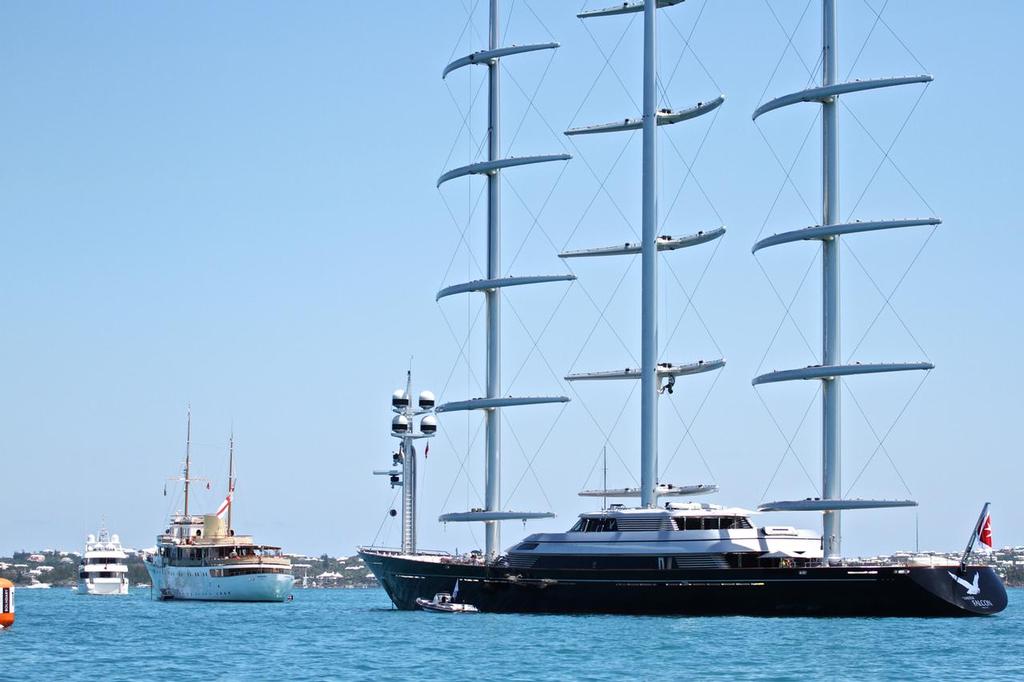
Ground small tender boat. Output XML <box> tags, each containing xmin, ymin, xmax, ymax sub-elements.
<box><xmin>415</xmin><ymin>592</ymin><xmax>478</xmax><ymax>613</ymax></box>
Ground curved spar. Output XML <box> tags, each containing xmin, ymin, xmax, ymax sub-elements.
<box><xmin>437</xmin><ymin>154</ymin><xmax>571</xmax><ymax>188</ymax></box>
<box><xmin>752</xmin><ymin>218</ymin><xmax>940</xmax><ymax>253</ymax></box>
<box><xmin>436</xmin><ymin>274</ymin><xmax>575</xmax><ymax>301</ymax></box>
<box><xmin>577</xmin><ymin>0</ymin><xmax>685</xmax><ymax>19</ymax></box>
<box><xmin>752</xmin><ymin>362</ymin><xmax>933</xmax><ymax>386</ymax></box>
<box><xmin>567</xmin><ymin>359</ymin><xmax>725</xmax><ymax>382</ymax></box>
<box><xmin>560</xmin><ymin>227</ymin><xmax>725</xmax><ymax>258</ymax></box>
<box><xmin>434</xmin><ymin>396</ymin><xmax>570</xmax><ymax>414</ymax></box>
<box><xmin>758</xmin><ymin>499</ymin><xmax>918</xmax><ymax>512</ymax></box>
<box><xmin>565</xmin><ymin>96</ymin><xmax>724</xmax><ymax>136</ymax></box>
<box><xmin>579</xmin><ymin>484</ymin><xmax>718</xmax><ymax>498</ymax></box>
<box><xmin>439</xmin><ymin>511</ymin><xmax>556</xmax><ymax>523</ymax></box>
<box><xmin>443</xmin><ymin>42</ymin><xmax>559</xmax><ymax>79</ymax></box>
<box><xmin>752</xmin><ymin>75</ymin><xmax>933</xmax><ymax>121</ymax></box>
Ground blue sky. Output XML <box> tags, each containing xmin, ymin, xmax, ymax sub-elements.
<box><xmin>1</xmin><ymin>1</ymin><xmax>1021</xmax><ymax>558</ymax></box>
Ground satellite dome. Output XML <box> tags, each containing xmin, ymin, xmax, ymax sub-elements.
<box><xmin>418</xmin><ymin>391</ymin><xmax>436</xmax><ymax>409</ymax></box>
<box><xmin>392</xmin><ymin>415</ymin><xmax>410</xmax><ymax>433</ymax></box>
<box><xmin>392</xmin><ymin>390</ymin><xmax>410</xmax><ymax>408</ymax></box>
<box><xmin>420</xmin><ymin>414</ymin><xmax>438</xmax><ymax>435</ymax></box>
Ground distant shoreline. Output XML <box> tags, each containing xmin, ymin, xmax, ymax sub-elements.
<box><xmin>0</xmin><ymin>551</ymin><xmax>379</xmax><ymax>590</ymax></box>
<box><xmin>5</xmin><ymin>548</ymin><xmax>1021</xmax><ymax>589</ymax></box>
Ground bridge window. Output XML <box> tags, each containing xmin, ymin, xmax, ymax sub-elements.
<box><xmin>570</xmin><ymin>517</ymin><xmax>619</xmax><ymax>532</ymax></box>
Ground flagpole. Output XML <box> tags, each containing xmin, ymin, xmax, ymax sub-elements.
<box><xmin>227</xmin><ymin>432</ymin><xmax>234</xmax><ymax>535</ymax></box>
<box><xmin>959</xmin><ymin>502</ymin><xmax>990</xmax><ymax>573</ymax></box>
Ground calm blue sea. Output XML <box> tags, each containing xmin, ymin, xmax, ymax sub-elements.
<box><xmin>2</xmin><ymin>587</ymin><xmax>1022</xmax><ymax>681</ymax></box>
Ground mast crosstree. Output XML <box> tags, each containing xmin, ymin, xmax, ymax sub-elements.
<box><xmin>434</xmin><ymin>0</ymin><xmax>572</xmax><ymax>561</ymax></box>
<box><xmin>167</xmin><ymin>407</ymin><xmax>209</xmax><ymax>518</ymax></box>
<box><xmin>565</xmin><ymin>0</ymin><xmax>725</xmax><ymax>509</ymax></box>
<box><xmin>751</xmin><ymin>0</ymin><xmax>936</xmax><ymax>563</ymax></box>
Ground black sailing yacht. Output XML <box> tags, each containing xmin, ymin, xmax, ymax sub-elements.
<box><xmin>360</xmin><ymin>0</ymin><xmax>1006</xmax><ymax>617</ymax></box>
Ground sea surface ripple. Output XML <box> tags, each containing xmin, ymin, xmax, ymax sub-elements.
<box><xmin>2</xmin><ymin>587</ymin><xmax>1022</xmax><ymax>680</ymax></box>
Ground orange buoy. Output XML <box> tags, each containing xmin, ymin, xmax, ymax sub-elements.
<box><xmin>0</xmin><ymin>578</ymin><xmax>13</xmax><ymax>629</ymax></box>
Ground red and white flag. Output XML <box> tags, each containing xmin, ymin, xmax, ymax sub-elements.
<box><xmin>424</xmin><ymin>443</ymin><xmax>429</xmax><ymax>459</ymax></box>
<box><xmin>977</xmin><ymin>513</ymin><xmax>993</xmax><ymax>550</ymax></box>
<box><xmin>215</xmin><ymin>485</ymin><xmax>234</xmax><ymax>519</ymax></box>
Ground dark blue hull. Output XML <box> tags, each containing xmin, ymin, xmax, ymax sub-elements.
<box><xmin>359</xmin><ymin>549</ymin><xmax>1007</xmax><ymax>616</ymax></box>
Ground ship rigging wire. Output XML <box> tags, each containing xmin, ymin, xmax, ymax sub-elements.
<box><xmin>564</xmin><ymin>0</ymin><xmax>729</xmax><ymax>494</ymax></box>
<box><xmin>751</xmin><ymin>0</ymin><xmax>939</xmax><ymax>505</ymax></box>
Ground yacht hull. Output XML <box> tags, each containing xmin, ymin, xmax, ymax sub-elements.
<box><xmin>359</xmin><ymin>550</ymin><xmax>1006</xmax><ymax>616</ymax></box>
<box><xmin>144</xmin><ymin>563</ymin><xmax>293</xmax><ymax>602</ymax></box>
<box><xmin>77</xmin><ymin>578</ymin><xmax>129</xmax><ymax>596</ymax></box>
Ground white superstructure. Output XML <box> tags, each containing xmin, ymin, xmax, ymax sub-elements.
<box><xmin>78</xmin><ymin>529</ymin><xmax>129</xmax><ymax>595</ymax></box>
<box><xmin>506</xmin><ymin>503</ymin><xmax>823</xmax><ymax>569</ymax></box>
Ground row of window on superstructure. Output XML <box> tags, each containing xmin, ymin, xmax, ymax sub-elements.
<box><xmin>571</xmin><ymin>516</ymin><xmax>754</xmax><ymax>532</ymax></box>
<box><xmin>82</xmin><ymin>557</ymin><xmax>126</xmax><ymax>565</ymax></box>
<box><xmin>209</xmin><ymin>566</ymin><xmax>289</xmax><ymax>577</ymax></box>
<box><xmin>160</xmin><ymin>545</ymin><xmax>279</xmax><ymax>562</ymax></box>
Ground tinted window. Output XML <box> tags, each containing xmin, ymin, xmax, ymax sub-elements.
<box><xmin>571</xmin><ymin>517</ymin><xmax>619</xmax><ymax>532</ymax></box>
<box><xmin>682</xmin><ymin>517</ymin><xmax>702</xmax><ymax>530</ymax></box>
<box><xmin>676</xmin><ymin>516</ymin><xmax>754</xmax><ymax>531</ymax></box>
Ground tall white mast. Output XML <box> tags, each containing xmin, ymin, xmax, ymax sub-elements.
<box><xmin>638</xmin><ymin>0</ymin><xmax>660</xmax><ymax>509</ymax></box>
<box><xmin>183</xmin><ymin>406</ymin><xmax>192</xmax><ymax>517</ymax></box>
<box><xmin>820</xmin><ymin>0</ymin><xmax>842</xmax><ymax>562</ymax></box>
<box><xmin>484</xmin><ymin>0</ymin><xmax>503</xmax><ymax>556</ymax></box>
<box><xmin>402</xmin><ymin>373</ymin><xmax>417</xmax><ymax>554</ymax></box>
<box><xmin>565</xmin><ymin>0</ymin><xmax>726</xmax><ymax>509</ymax></box>
<box><xmin>167</xmin><ymin>406</ymin><xmax>207</xmax><ymax>518</ymax></box>
<box><xmin>753</xmin><ymin>0</ymin><xmax>937</xmax><ymax>562</ymax></box>
<box><xmin>227</xmin><ymin>431</ymin><xmax>234</xmax><ymax>534</ymax></box>
<box><xmin>434</xmin><ymin>1</ymin><xmax>572</xmax><ymax>561</ymax></box>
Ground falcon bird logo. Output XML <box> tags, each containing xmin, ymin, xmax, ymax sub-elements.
<box><xmin>947</xmin><ymin>571</ymin><xmax>981</xmax><ymax>596</ymax></box>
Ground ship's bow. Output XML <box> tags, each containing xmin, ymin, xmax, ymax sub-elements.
<box><xmin>359</xmin><ymin>548</ymin><xmax>460</xmax><ymax>610</ymax></box>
